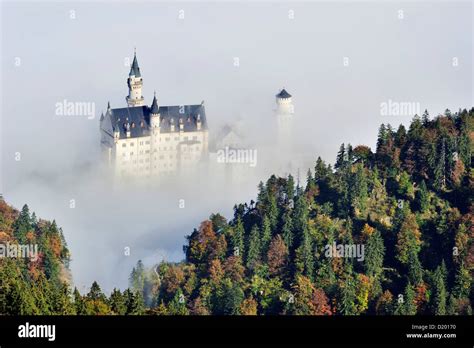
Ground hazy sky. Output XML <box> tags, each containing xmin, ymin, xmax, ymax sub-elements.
<box><xmin>1</xmin><ymin>0</ymin><xmax>472</xmax><ymax>292</ymax></box>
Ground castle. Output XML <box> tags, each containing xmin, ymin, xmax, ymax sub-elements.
<box><xmin>99</xmin><ymin>52</ymin><xmax>209</xmax><ymax>179</ymax></box>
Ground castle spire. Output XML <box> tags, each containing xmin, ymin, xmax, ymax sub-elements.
<box><xmin>126</xmin><ymin>49</ymin><xmax>144</xmax><ymax>107</ymax></box>
<box><xmin>129</xmin><ymin>50</ymin><xmax>141</xmax><ymax>78</ymax></box>
<box><xmin>151</xmin><ymin>91</ymin><xmax>159</xmax><ymax>114</ymax></box>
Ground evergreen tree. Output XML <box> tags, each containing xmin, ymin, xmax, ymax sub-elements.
<box><xmin>335</xmin><ymin>143</ymin><xmax>346</xmax><ymax>170</ymax></box>
<box><xmin>129</xmin><ymin>260</ymin><xmax>146</xmax><ymax>294</ymax></box>
<box><xmin>13</xmin><ymin>204</ymin><xmax>31</xmax><ymax>243</ymax></box>
<box><xmin>364</xmin><ymin>229</ymin><xmax>385</xmax><ymax>277</ymax></box>
<box><xmin>286</xmin><ymin>174</ymin><xmax>295</xmax><ymax>201</ymax></box>
<box><xmin>260</xmin><ymin>215</ymin><xmax>272</xmax><ymax>254</ymax></box>
<box><xmin>73</xmin><ymin>288</ymin><xmax>86</xmax><ymax>315</ymax></box>
<box><xmin>434</xmin><ymin>138</ymin><xmax>447</xmax><ymax>190</ymax></box>
<box><xmin>350</xmin><ymin>163</ymin><xmax>368</xmax><ymax>217</ymax></box>
<box><xmin>109</xmin><ymin>288</ymin><xmax>127</xmax><ymax>315</ymax></box>
<box><xmin>404</xmin><ymin>283</ymin><xmax>417</xmax><ymax>315</ymax></box>
<box><xmin>231</xmin><ymin>217</ymin><xmax>245</xmax><ymax>258</ymax></box>
<box><xmin>416</xmin><ymin>180</ymin><xmax>430</xmax><ymax>213</ymax></box>
<box><xmin>431</xmin><ymin>266</ymin><xmax>447</xmax><ymax>315</ymax></box>
<box><xmin>407</xmin><ymin>250</ymin><xmax>423</xmax><ymax>285</ymax></box>
<box><xmin>281</xmin><ymin>210</ymin><xmax>294</xmax><ymax>249</ymax></box>
<box><xmin>338</xmin><ymin>278</ymin><xmax>357</xmax><ymax>315</ymax></box>
<box><xmin>246</xmin><ymin>225</ymin><xmax>261</xmax><ymax>270</ymax></box>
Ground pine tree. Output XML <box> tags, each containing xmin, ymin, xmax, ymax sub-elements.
<box><xmin>129</xmin><ymin>260</ymin><xmax>146</xmax><ymax>294</ymax></box>
<box><xmin>217</xmin><ymin>279</ymin><xmax>244</xmax><ymax>315</ymax></box>
<box><xmin>73</xmin><ymin>287</ymin><xmax>86</xmax><ymax>315</ymax></box>
<box><xmin>126</xmin><ymin>290</ymin><xmax>146</xmax><ymax>315</ymax></box>
<box><xmin>314</xmin><ymin>156</ymin><xmax>328</xmax><ymax>182</ymax></box>
<box><xmin>407</xmin><ymin>250</ymin><xmax>423</xmax><ymax>285</ymax></box>
<box><xmin>404</xmin><ymin>283</ymin><xmax>417</xmax><ymax>315</ymax></box>
<box><xmin>281</xmin><ymin>210</ymin><xmax>294</xmax><ymax>249</ymax></box>
<box><xmin>246</xmin><ymin>225</ymin><xmax>261</xmax><ymax>270</ymax></box>
<box><xmin>338</xmin><ymin>278</ymin><xmax>357</xmax><ymax>315</ymax></box>
<box><xmin>231</xmin><ymin>217</ymin><xmax>245</xmax><ymax>258</ymax></box>
<box><xmin>431</xmin><ymin>266</ymin><xmax>447</xmax><ymax>315</ymax></box>
<box><xmin>350</xmin><ymin>163</ymin><xmax>368</xmax><ymax>217</ymax></box>
<box><xmin>395</xmin><ymin>124</ymin><xmax>407</xmax><ymax>147</ymax></box>
<box><xmin>364</xmin><ymin>229</ymin><xmax>385</xmax><ymax>277</ymax></box>
<box><xmin>109</xmin><ymin>288</ymin><xmax>127</xmax><ymax>315</ymax></box>
<box><xmin>421</xmin><ymin>109</ymin><xmax>430</xmax><ymax>126</ymax></box>
<box><xmin>376</xmin><ymin>125</ymin><xmax>387</xmax><ymax>153</ymax></box>
<box><xmin>346</xmin><ymin>144</ymin><xmax>354</xmax><ymax>164</ymax></box>
<box><xmin>286</xmin><ymin>174</ymin><xmax>295</xmax><ymax>201</ymax></box>
<box><xmin>13</xmin><ymin>204</ymin><xmax>31</xmax><ymax>243</ymax></box>
<box><xmin>260</xmin><ymin>215</ymin><xmax>272</xmax><ymax>254</ymax></box>
<box><xmin>87</xmin><ymin>281</ymin><xmax>106</xmax><ymax>302</ymax></box>
<box><xmin>434</xmin><ymin>138</ymin><xmax>447</xmax><ymax>190</ymax></box>
<box><xmin>335</xmin><ymin>143</ymin><xmax>346</xmax><ymax>171</ymax></box>
<box><xmin>452</xmin><ymin>263</ymin><xmax>471</xmax><ymax>299</ymax></box>
<box><xmin>417</xmin><ymin>180</ymin><xmax>430</xmax><ymax>213</ymax></box>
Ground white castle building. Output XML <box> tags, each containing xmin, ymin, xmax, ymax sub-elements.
<box><xmin>100</xmin><ymin>52</ymin><xmax>209</xmax><ymax>179</ymax></box>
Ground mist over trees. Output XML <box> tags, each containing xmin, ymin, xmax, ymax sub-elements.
<box><xmin>0</xmin><ymin>108</ymin><xmax>472</xmax><ymax>315</ymax></box>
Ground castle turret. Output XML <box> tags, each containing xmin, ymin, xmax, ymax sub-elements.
<box><xmin>126</xmin><ymin>50</ymin><xmax>145</xmax><ymax>107</ymax></box>
<box><xmin>276</xmin><ymin>88</ymin><xmax>293</xmax><ymax>115</ymax></box>
<box><xmin>275</xmin><ymin>88</ymin><xmax>294</xmax><ymax>147</ymax></box>
<box><xmin>150</xmin><ymin>92</ymin><xmax>160</xmax><ymax>129</ymax></box>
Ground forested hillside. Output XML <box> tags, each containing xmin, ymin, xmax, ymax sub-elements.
<box><xmin>0</xmin><ymin>201</ymin><xmax>73</xmax><ymax>314</ymax></box>
<box><xmin>1</xmin><ymin>108</ymin><xmax>472</xmax><ymax>315</ymax></box>
<box><xmin>137</xmin><ymin>108</ymin><xmax>473</xmax><ymax>315</ymax></box>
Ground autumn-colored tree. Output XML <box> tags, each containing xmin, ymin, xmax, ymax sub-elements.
<box><xmin>267</xmin><ymin>234</ymin><xmax>288</xmax><ymax>277</ymax></box>
<box><xmin>396</xmin><ymin>213</ymin><xmax>422</xmax><ymax>265</ymax></box>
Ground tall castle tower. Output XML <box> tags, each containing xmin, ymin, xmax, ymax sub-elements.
<box><xmin>275</xmin><ymin>88</ymin><xmax>294</xmax><ymax>145</ymax></box>
<box><xmin>126</xmin><ymin>51</ymin><xmax>145</xmax><ymax>107</ymax></box>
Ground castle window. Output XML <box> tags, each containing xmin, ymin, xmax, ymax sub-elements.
<box><xmin>146</xmin><ymin>141</ymin><xmax>150</xmax><ymax>144</ymax></box>
<box><xmin>130</xmin><ymin>152</ymin><xmax>134</xmax><ymax>155</ymax></box>
<box><xmin>130</xmin><ymin>143</ymin><xmax>134</xmax><ymax>147</ymax></box>
<box><xmin>122</xmin><ymin>143</ymin><xmax>126</xmax><ymax>147</ymax></box>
